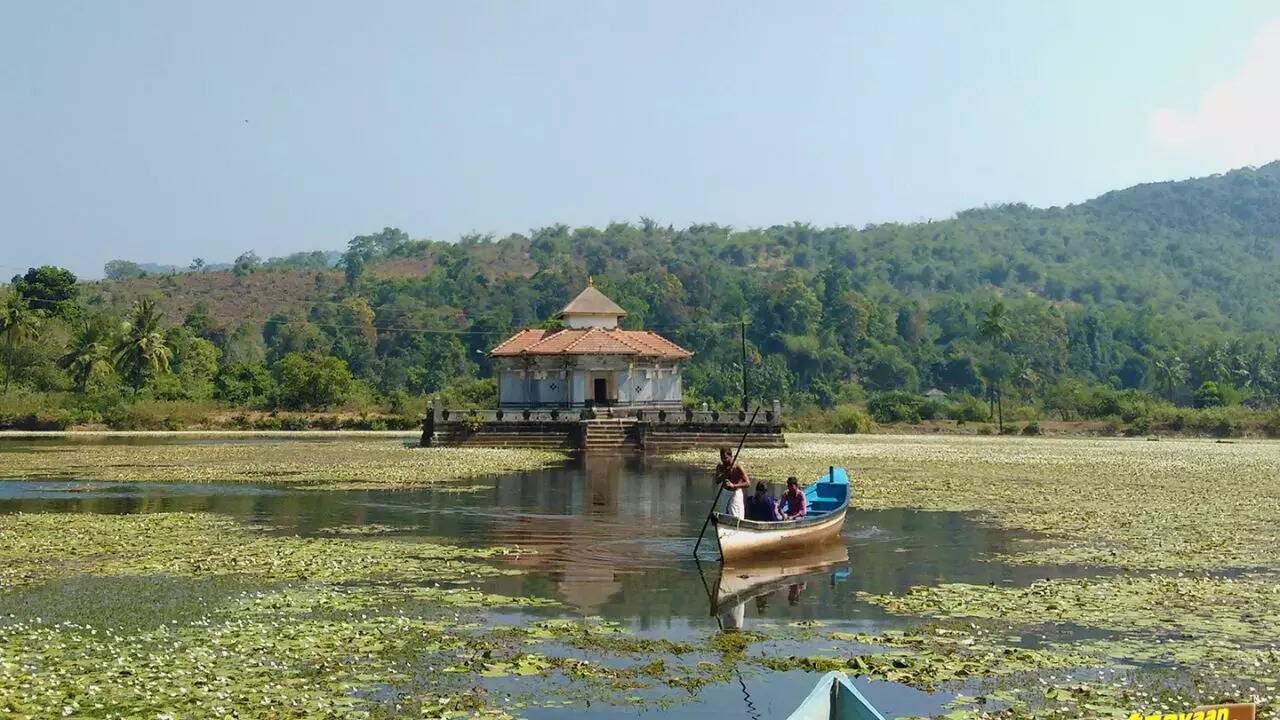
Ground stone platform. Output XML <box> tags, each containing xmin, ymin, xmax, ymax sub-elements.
<box><xmin>421</xmin><ymin>405</ymin><xmax>785</xmax><ymax>452</ymax></box>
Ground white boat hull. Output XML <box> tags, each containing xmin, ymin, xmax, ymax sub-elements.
<box><xmin>713</xmin><ymin>505</ymin><xmax>847</xmax><ymax>562</ymax></box>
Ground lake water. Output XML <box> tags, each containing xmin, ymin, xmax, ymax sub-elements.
<box><xmin>0</xmin><ymin>439</ymin><xmax>1093</xmax><ymax>718</ymax></box>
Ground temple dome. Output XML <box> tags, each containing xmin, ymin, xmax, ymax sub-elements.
<box><xmin>557</xmin><ymin>279</ymin><xmax>627</xmax><ymax>329</ymax></box>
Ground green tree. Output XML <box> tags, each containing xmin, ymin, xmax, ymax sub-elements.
<box><xmin>276</xmin><ymin>352</ymin><xmax>353</xmax><ymax>409</ymax></box>
<box><xmin>1152</xmin><ymin>354</ymin><xmax>1188</xmax><ymax>402</ymax></box>
<box><xmin>59</xmin><ymin>318</ymin><xmax>115</xmax><ymax>392</ymax></box>
<box><xmin>979</xmin><ymin>300</ymin><xmax>1012</xmax><ymax>431</ymax></box>
<box><xmin>103</xmin><ymin>259</ymin><xmax>145</xmax><ymax>280</ymax></box>
<box><xmin>183</xmin><ymin>302</ymin><xmax>213</xmax><ymax>338</ymax></box>
<box><xmin>1192</xmin><ymin>380</ymin><xmax>1226</xmax><ymax>409</ymax></box>
<box><xmin>166</xmin><ymin>327</ymin><xmax>221</xmax><ymax>400</ymax></box>
<box><xmin>213</xmin><ymin>363</ymin><xmax>276</xmax><ymax>405</ymax></box>
<box><xmin>13</xmin><ymin>266</ymin><xmax>79</xmax><ymax>318</ymax></box>
<box><xmin>233</xmin><ymin>251</ymin><xmax>261</xmax><ymax>278</ymax></box>
<box><xmin>0</xmin><ymin>296</ymin><xmax>41</xmax><ymax>393</ymax></box>
<box><xmin>112</xmin><ymin>299</ymin><xmax>173</xmax><ymax>392</ymax></box>
<box><xmin>867</xmin><ymin>390</ymin><xmax>924</xmax><ymax>423</ymax></box>
<box><xmin>405</xmin><ymin>334</ymin><xmax>470</xmax><ymax>395</ymax></box>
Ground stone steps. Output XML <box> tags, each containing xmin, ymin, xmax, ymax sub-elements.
<box><xmin>640</xmin><ymin>431</ymin><xmax>787</xmax><ymax>452</ymax></box>
<box><xmin>582</xmin><ymin>418</ymin><xmax>636</xmax><ymax>450</ymax></box>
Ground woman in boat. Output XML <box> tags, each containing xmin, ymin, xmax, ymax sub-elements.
<box><xmin>745</xmin><ymin>481</ymin><xmax>781</xmax><ymax>521</ymax></box>
<box><xmin>714</xmin><ymin>447</ymin><xmax>751</xmax><ymax>519</ymax></box>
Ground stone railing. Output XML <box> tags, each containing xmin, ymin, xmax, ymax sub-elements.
<box><xmin>634</xmin><ymin>402</ymin><xmax>781</xmax><ymax>426</ymax></box>
<box><xmin>427</xmin><ymin>400</ymin><xmax>781</xmax><ymax>427</ymax></box>
<box><xmin>430</xmin><ymin>404</ymin><xmax>585</xmax><ymax>424</ymax></box>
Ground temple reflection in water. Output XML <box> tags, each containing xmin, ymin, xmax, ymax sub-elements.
<box><xmin>488</xmin><ymin>453</ymin><xmax>697</xmax><ymax>613</ymax></box>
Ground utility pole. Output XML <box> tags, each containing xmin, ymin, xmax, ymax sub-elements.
<box><xmin>740</xmin><ymin>319</ymin><xmax>748</xmax><ymax>413</ymax></box>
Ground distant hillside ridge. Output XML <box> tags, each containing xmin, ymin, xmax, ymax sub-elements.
<box><xmin>77</xmin><ymin>159</ymin><xmax>1280</xmax><ymax>339</ymax></box>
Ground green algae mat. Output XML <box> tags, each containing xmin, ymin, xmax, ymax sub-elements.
<box><xmin>0</xmin><ymin>441</ymin><xmax>566</xmax><ymax>489</ymax></box>
<box><xmin>670</xmin><ymin>434</ymin><xmax>1280</xmax><ymax>718</ymax></box>
<box><xmin>2</xmin><ymin>435</ymin><xmax>1280</xmax><ymax>718</ymax></box>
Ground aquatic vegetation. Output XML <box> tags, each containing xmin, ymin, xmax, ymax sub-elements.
<box><xmin>672</xmin><ymin>433</ymin><xmax>1280</xmax><ymax>571</ymax></box>
<box><xmin>6</xmin><ymin>434</ymin><xmax>1280</xmax><ymax>717</ymax></box>
<box><xmin>671</xmin><ymin>434</ymin><xmax>1280</xmax><ymax>716</ymax></box>
<box><xmin>861</xmin><ymin>574</ymin><xmax>1280</xmax><ymax>717</ymax></box>
<box><xmin>0</xmin><ymin>511</ymin><xmax>800</xmax><ymax>718</ymax></box>
<box><xmin>741</xmin><ymin>623</ymin><xmax>1093</xmax><ymax>697</ymax></box>
<box><xmin>0</xmin><ymin>440</ymin><xmax>566</xmax><ymax>489</ymax></box>
<box><xmin>0</xmin><ymin>512</ymin><xmax>525</xmax><ymax>589</ymax></box>
<box><xmin>0</xmin><ymin>589</ymin><xmax>537</xmax><ymax>719</ymax></box>
<box><xmin>862</xmin><ymin>573</ymin><xmax>1280</xmax><ymax>645</ymax></box>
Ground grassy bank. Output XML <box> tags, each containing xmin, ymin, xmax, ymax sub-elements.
<box><xmin>786</xmin><ymin>400</ymin><xmax>1280</xmax><ymax>439</ymax></box>
<box><xmin>10</xmin><ymin>387</ymin><xmax>1280</xmax><ymax>440</ymax></box>
<box><xmin>0</xmin><ymin>391</ymin><xmax>425</xmax><ymax>431</ymax></box>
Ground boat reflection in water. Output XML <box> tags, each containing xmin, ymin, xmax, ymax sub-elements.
<box><xmin>707</xmin><ymin>540</ymin><xmax>850</xmax><ymax>630</ymax></box>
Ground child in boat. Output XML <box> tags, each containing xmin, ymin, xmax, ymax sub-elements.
<box><xmin>745</xmin><ymin>481</ymin><xmax>781</xmax><ymax>521</ymax></box>
<box><xmin>779</xmin><ymin>476</ymin><xmax>807</xmax><ymax>520</ymax></box>
<box><xmin>715</xmin><ymin>447</ymin><xmax>751</xmax><ymax>519</ymax></box>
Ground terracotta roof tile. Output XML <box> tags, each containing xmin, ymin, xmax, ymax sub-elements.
<box><xmin>520</xmin><ymin>329</ymin><xmax>582</xmax><ymax>353</ymax></box>
<box><xmin>487</xmin><ymin>329</ymin><xmax>547</xmax><ymax>355</ymax></box>
<box><xmin>488</xmin><ymin>327</ymin><xmax>691</xmax><ymax>359</ymax></box>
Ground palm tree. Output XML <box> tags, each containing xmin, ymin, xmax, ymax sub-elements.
<box><xmin>1014</xmin><ymin>363</ymin><xmax>1040</xmax><ymax>402</ymax></box>
<box><xmin>113</xmin><ymin>299</ymin><xmax>173</xmax><ymax>392</ymax></box>
<box><xmin>1</xmin><ymin>296</ymin><xmax>40</xmax><ymax>393</ymax></box>
<box><xmin>979</xmin><ymin>301</ymin><xmax>1012</xmax><ymax>431</ymax></box>
<box><xmin>60</xmin><ymin>320</ymin><xmax>115</xmax><ymax>392</ymax></box>
<box><xmin>1190</xmin><ymin>343</ymin><xmax>1229</xmax><ymax>388</ymax></box>
<box><xmin>1152</xmin><ymin>354</ymin><xmax>1188</xmax><ymax>403</ymax></box>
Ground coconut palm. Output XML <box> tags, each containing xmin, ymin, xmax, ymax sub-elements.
<box><xmin>60</xmin><ymin>320</ymin><xmax>115</xmax><ymax>392</ymax></box>
<box><xmin>979</xmin><ymin>300</ymin><xmax>1012</xmax><ymax>431</ymax></box>
<box><xmin>1</xmin><ymin>296</ymin><xmax>40</xmax><ymax>393</ymax></box>
<box><xmin>1152</xmin><ymin>354</ymin><xmax>1188</xmax><ymax>403</ymax></box>
<box><xmin>1014</xmin><ymin>362</ymin><xmax>1040</xmax><ymax>402</ymax></box>
<box><xmin>113</xmin><ymin>299</ymin><xmax>173</xmax><ymax>392</ymax></box>
<box><xmin>978</xmin><ymin>300</ymin><xmax>1012</xmax><ymax>347</ymax></box>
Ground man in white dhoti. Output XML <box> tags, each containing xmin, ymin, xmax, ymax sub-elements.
<box><xmin>714</xmin><ymin>447</ymin><xmax>751</xmax><ymax>519</ymax></box>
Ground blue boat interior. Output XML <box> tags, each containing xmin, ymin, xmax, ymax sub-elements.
<box><xmin>804</xmin><ymin>467</ymin><xmax>849</xmax><ymax>516</ymax></box>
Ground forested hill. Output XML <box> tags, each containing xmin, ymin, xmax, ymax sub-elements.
<box><xmin>12</xmin><ymin>161</ymin><xmax>1280</xmax><ymax>416</ymax></box>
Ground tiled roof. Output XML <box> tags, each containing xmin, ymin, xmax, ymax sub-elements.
<box><xmin>489</xmin><ymin>327</ymin><xmax>692</xmax><ymax>359</ymax></box>
<box><xmin>559</xmin><ymin>285</ymin><xmax>627</xmax><ymax>317</ymax></box>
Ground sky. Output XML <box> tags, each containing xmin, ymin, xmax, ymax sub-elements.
<box><xmin>2</xmin><ymin>1</ymin><xmax>1279</xmax><ymax>279</ymax></box>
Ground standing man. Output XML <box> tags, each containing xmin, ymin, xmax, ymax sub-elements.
<box><xmin>779</xmin><ymin>476</ymin><xmax>807</xmax><ymax>520</ymax></box>
<box><xmin>715</xmin><ymin>447</ymin><xmax>751</xmax><ymax>519</ymax></box>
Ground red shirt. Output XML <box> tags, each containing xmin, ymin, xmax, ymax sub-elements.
<box><xmin>780</xmin><ymin>487</ymin><xmax>807</xmax><ymax>518</ymax></box>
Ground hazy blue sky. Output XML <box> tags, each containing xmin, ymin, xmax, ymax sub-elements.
<box><xmin>3</xmin><ymin>1</ymin><xmax>1279</xmax><ymax>278</ymax></box>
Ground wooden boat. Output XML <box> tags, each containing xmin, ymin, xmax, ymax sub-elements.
<box><xmin>786</xmin><ymin>671</ymin><xmax>888</xmax><ymax>720</ymax></box>
<box><xmin>712</xmin><ymin>466</ymin><xmax>849</xmax><ymax>562</ymax></box>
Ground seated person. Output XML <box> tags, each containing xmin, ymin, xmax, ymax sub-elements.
<box><xmin>779</xmin><ymin>476</ymin><xmax>807</xmax><ymax>520</ymax></box>
<box><xmin>745</xmin><ymin>481</ymin><xmax>780</xmax><ymax>521</ymax></box>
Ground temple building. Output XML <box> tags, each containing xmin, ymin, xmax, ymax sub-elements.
<box><xmin>488</xmin><ymin>281</ymin><xmax>691</xmax><ymax>409</ymax></box>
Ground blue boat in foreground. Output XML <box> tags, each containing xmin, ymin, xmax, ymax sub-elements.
<box><xmin>786</xmin><ymin>671</ymin><xmax>888</xmax><ymax>720</ymax></box>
